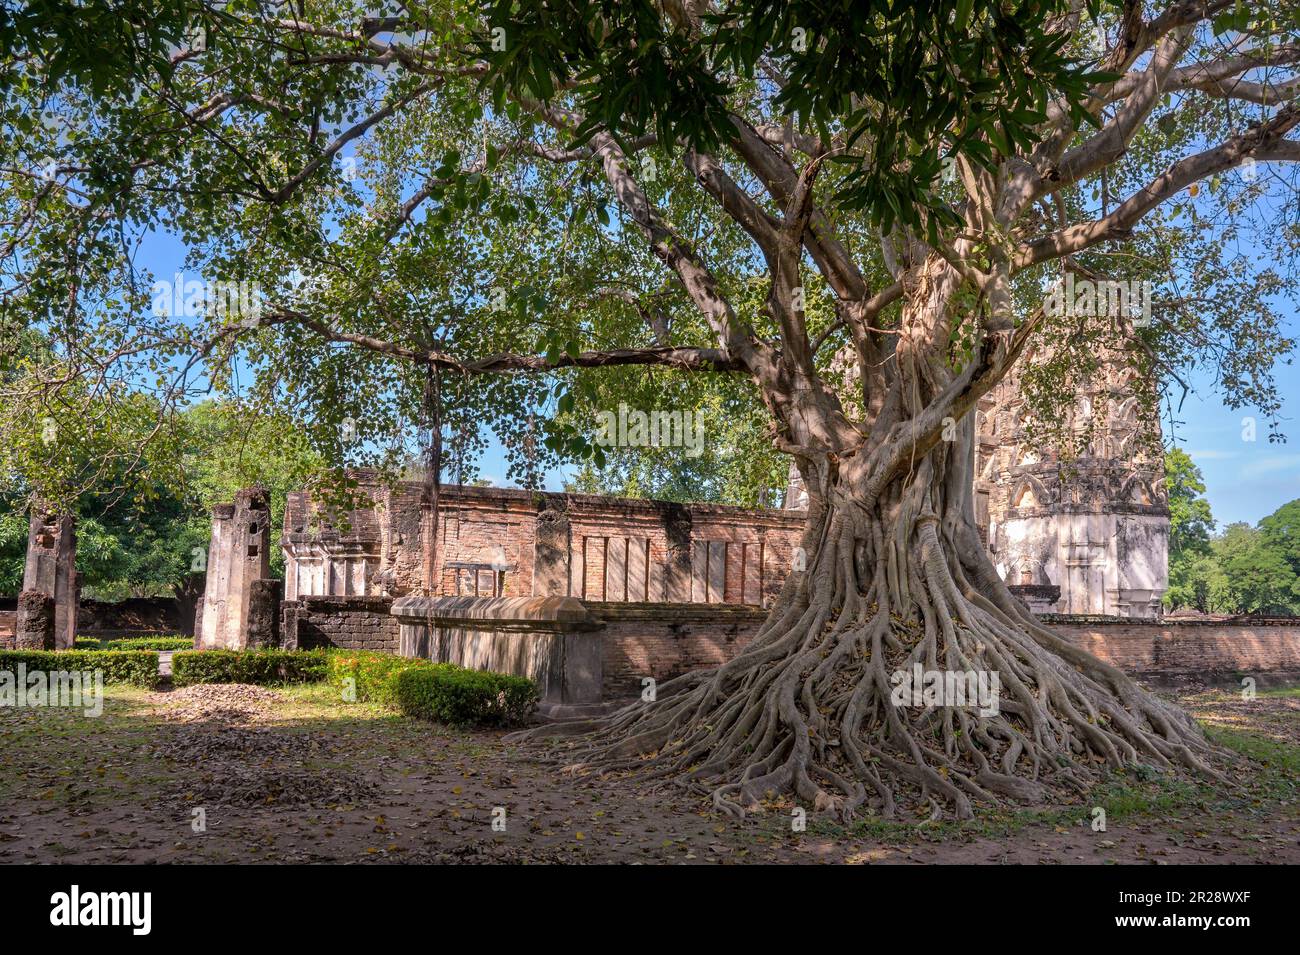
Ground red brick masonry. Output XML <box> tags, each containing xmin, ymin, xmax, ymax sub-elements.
<box><xmin>1051</xmin><ymin>616</ymin><xmax>1300</xmax><ymax>682</ymax></box>
<box><xmin>591</xmin><ymin>606</ymin><xmax>1300</xmax><ymax>698</ymax></box>
<box><xmin>272</xmin><ymin>595</ymin><xmax>1300</xmax><ymax>699</ymax></box>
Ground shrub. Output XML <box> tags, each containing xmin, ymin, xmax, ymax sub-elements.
<box><xmin>171</xmin><ymin>649</ymin><xmax>328</xmax><ymax>687</ymax></box>
<box><xmin>0</xmin><ymin>649</ymin><xmax>160</xmax><ymax>688</ymax></box>
<box><xmin>75</xmin><ymin>635</ymin><xmax>192</xmax><ymax>652</ymax></box>
<box><xmin>326</xmin><ymin>650</ymin><xmax>445</xmax><ymax>707</ymax></box>
<box><xmin>394</xmin><ymin>665</ymin><xmax>537</xmax><ymax>727</ymax></box>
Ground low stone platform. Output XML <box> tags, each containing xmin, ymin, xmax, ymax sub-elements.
<box><xmin>391</xmin><ymin>595</ymin><xmax>605</xmax><ymax>707</ymax></box>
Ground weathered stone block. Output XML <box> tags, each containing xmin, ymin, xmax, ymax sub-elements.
<box><xmin>23</xmin><ymin>509</ymin><xmax>77</xmax><ymax>649</ymax></box>
<box><xmin>391</xmin><ymin>595</ymin><xmax>604</xmax><ymax>705</ymax></box>
<box><xmin>15</xmin><ymin>590</ymin><xmax>55</xmax><ymax>650</ymax></box>
<box><xmin>532</xmin><ymin>497</ymin><xmax>570</xmax><ymax>596</ymax></box>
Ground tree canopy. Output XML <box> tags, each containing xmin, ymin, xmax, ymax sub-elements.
<box><xmin>2</xmin><ymin>1</ymin><xmax>1297</xmax><ymax>503</ymax></box>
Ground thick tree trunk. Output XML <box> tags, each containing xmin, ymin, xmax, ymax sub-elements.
<box><xmin>522</xmin><ymin>417</ymin><xmax>1215</xmax><ymax>821</ymax></box>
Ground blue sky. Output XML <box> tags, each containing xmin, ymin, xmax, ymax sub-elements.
<box><xmin>1174</xmin><ymin>369</ymin><xmax>1300</xmax><ymax>527</ymax></box>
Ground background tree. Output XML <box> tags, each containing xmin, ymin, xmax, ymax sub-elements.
<box><xmin>1209</xmin><ymin>521</ymin><xmax>1300</xmax><ymax>614</ymax></box>
<box><xmin>1164</xmin><ymin>447</ymin><xmax>1216</xmax><ymax>611</ymax></box>
<box><xmin>3</xmin><ymin>1</ymin><xmax>1300</xmax><ymax>819</ymax></box>
<box><xmin>1259</xmin><ymin>499</ymin><xmax>1300</xmax><ymax>578</ymax></box>
<box><xmin>0</xmin><ymin>399</ymin><xmax>321</xmax><ymax>632</ymax></box>
<box><xmin>1164</xmin><ymin>487</ymin><xmax>1300</xmax><ymax>615</ymax></box>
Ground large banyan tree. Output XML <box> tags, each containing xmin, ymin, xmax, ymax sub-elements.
<box><xmin>3</xmin><ymin>1</ymin><xmax>1299</xmax><ymax>818</ymax></box>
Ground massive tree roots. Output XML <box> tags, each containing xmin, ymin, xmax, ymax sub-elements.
<box><xmin>517</xmin><ymin>484</ymin><xmax>1218</xmax><ymax>822</ymax></box>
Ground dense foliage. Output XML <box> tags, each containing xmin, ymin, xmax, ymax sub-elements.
<box><xmin>74</xmin><ymin>635</ymin><xmax>193</xmax><ymax>651</ymax></box>
<box><xmin>0</xmin><ymin>399</ymin><xmax>323</xmax><ymax>602</ymax></box>
<box><xmin>0</xmin><ymin>648</ymin><xmax>160</xmax><ymax>687</ymax></box>
<box><xmin>171</xmin><ymin>648</ymin><xmax>330</xmax><ymax>686</ymax></box>
<box><xmin>327</xmin><ymin>649</ymin><xmax>434</xmax><ymax>707</ymax></box>
<box><xmin>393</xmin><ymin>663</ymin><xmax>537</xmax><ymax>726</ymax></box>
<box><xmin>1165</xmin><ymin>451</ymin><xmax>1300</xmax><ymax>615</ymax></box>
<box><xmin>2</xmin><ymin>1</ymin><xmax>1295</xmax><ymax>504</ymax></box>
<box><xmin>327</xmin><ymin>649</ymin><xmax>537</xmax><ymax>725</ymax></box>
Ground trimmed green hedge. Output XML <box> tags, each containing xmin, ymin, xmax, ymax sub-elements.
<box><xmin>328</xmin><ymin>650</ymin><xmax>538</xmax><ymax>726</ymax></box>
<box><xmin>326</xmin><ymin>650</ymin><xmax>443</xmax><ymax>708</ymax></box>
<box><xmin>0</xmin><ymin>649</ymin><xmax>160</xmax><ymax>688</ymax></box>
<box><xmin>75</xmin><ymin>635</ymin><xmax>192</xmax><ymax>652</ymax></box>
<box><xmin>394</xmin><ymin>665</ymin><xmax>537</xmax><ymax>727</ymax></box>
<box><xmin>171</xmin><ymin>649</ymin><xmax>328</xmax><ymax>687</ymax></box>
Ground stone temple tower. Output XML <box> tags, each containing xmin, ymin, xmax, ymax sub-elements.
<box><xmin>974</xmin><ymin>347</ymin><xmax>1169</xmax><ymax>618</ymax></box>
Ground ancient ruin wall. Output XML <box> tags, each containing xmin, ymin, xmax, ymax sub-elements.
<box><xmin>281</xmin><ymin>595</ymin><xmax>398</xmax><ymax>652</ymax></box>
<box><xmin>281</xmin><ymin>474</ymin><xmax>806</xmax><ymax>609</ymax></box>
<box><xmin>597</xmin><ymin>609</ymin><xmax>1300</xmax><ymax>696</ymax></box>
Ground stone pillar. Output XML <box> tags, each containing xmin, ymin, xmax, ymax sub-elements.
<box><xmin>280</xmin><ymin>601</ymin><xmax>301</xmax><ymax>651</ymax></box>
<box><xmin>196</xmin><ymin>503</ymin><xmax>234</xmax><ymax>649</ymax></box>
<box><xmin>15</xmin><ymin>590</ymin><xmax>55</xmax><ymax>650</ymax></box>
<box><xmin>22</xmin><ymin>508</ymin><xmax>77</xmax><ymax>649</ymax></box>
<box><xmin>533</xmin><ymin>495</ymin><xmax>571</xmax><ymax>596</ymax></box>
<box><xmin>664</xmin><ymin>503</ymin><xmax>693</xmax><ymax>603</ymax></box>
<box><xmin>195</xmin><ymin>487</ymin><xmax>273</xmax><ymax>649</ymax></box>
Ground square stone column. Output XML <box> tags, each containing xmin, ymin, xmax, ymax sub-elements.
<box><xmin>195</xmin><ymin>487</ymin><xmax>273</xmax><ymax>649</ymax></box>
<box><xmin>22</xmin><ymin>508</ymin><xmax>77</xmax><ymax>649</ymax></box>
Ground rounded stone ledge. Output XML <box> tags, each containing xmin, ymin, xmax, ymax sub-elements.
<box><xmin>391</xmin><ymin>595</ymin><xmax>600</xmax><ymax>631</ymax></box>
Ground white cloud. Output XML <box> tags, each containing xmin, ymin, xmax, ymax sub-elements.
<box><xmin>1237</xmin><ymin>454</ymin><xmax>1300</xmax><ymax>479</ymax></box>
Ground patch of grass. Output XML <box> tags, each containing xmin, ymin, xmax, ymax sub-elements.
<box><xmin>804</xmin><ymin>719</ymin><xmax>1300</xmax><ymax>844</ymax></box>
<box><xmin>1204</xmin><ymin>723</ymin><xmax>1300</xmax><ymax>800</ymax></box>
<box><xmin>1258</xmin><ymin>685</ymin><xmax>1300</xmax><ymax>699</ymax></box>
<box><xmin>270</xmin><ymin>682</ymin><xmax>402</xmax><ymax>724</ymax></box>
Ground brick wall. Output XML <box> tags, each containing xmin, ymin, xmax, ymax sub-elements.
<box><xmin>1047</xmin><ymin>616</ymin><xmax>1300</xmax><ymax>681</ymax></box>
<box><xmin>0</xmin><ymin>610</ymin><xmax>13</xmax><ymax>649</ymax></box>
<box><xmin>283</xmin><ymin>474</ymin><xmax>807</xmax><ymax>608</ymax></box>
<box><xmin>594</xmin><ymin>607</ymin><xmax>1300</xmax><ymax>698</ymax></box>
<box><xmin>588</xmin><ymin>601</ymin><xmax>769</xmax><ymax>697</ymax></box>
<box><xmin>436</xmin><ymin>490</ymin><xmax>538</xmax><ymax>597</ymax></box>
<box><xmin>281</xmin><ymin>596</ymin><xmax>398</xmax><ymax>652</ymax></box>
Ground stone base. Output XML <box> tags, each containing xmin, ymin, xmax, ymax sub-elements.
<box><xmin>391</xmin><ymin>595</ymin><xmax>604</xmax><ymax>706</ymax></box>
<box><xmin>15</xmin><ymin>590</ymin><xmax>55</xmax><ymax>650</ymax></box>
<box><xmin>1009</xmin><ymin>583</ymin><xmax>1061</xmax><ymax>615</ymax></box>
<box><xmin>537</xmin><ymin>699</ymin><xmax>626</xmax><ymax>722</ymax></box>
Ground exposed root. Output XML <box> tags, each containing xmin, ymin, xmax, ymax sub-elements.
<box><xmin>513</xmin><ymin>476</ymin><xmax>1221</xmax><ymax>823</ymax></box>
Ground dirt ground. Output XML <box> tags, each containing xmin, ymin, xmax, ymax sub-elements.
<box><xmin>1</xmin><ymin>680</ymin><xmax>1296</xmax><ymax>864</ymax></box>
